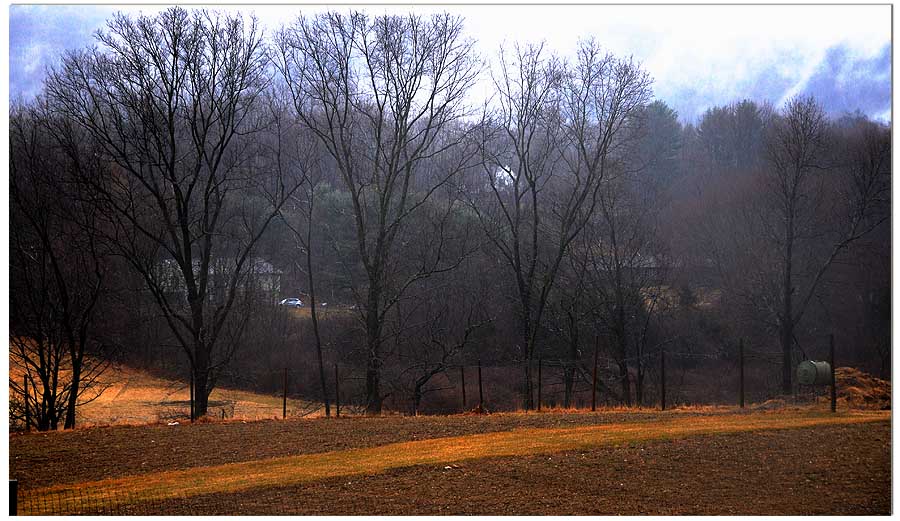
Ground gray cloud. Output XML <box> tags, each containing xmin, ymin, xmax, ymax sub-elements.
<box><xmin>8</xmin><ymin>6</ymin><xmax>891</xmax><ymax>124</ymax></box>
<box><xmin>662</xmin><ymin>44</ymin><xmax>891</xmax><ymax>123</ymax></box>
<box><xmin>9</xmin><ymin>6</ymin><xmax>114</xmax><ymax>100</ymax></box>
<box><xmin>796</xmin><ymin>43</ymin><xmax>891</xmax><ymax>120</ymax></box>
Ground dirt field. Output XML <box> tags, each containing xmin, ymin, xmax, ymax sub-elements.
<box><xmin>124</xmin><ymin>423</ymin><xmax>891</xmax><ymax>515</ymax></box>
<box><xmin>10</xmin><ymin>408</ymin><xmax>728</xmax><ymax>488</ymax></box>
<box><xmin>10</xmin><ymin>408</ymin><xmax>890</xmax><ymax>515</ymax></box>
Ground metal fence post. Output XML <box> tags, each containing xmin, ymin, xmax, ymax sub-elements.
<box><xmin>739</xmin><ymin>338</ymin><xmax>745</xmax><ymax>409</ymax></box>
<box><xmin>591</xmin><ymin>340</ymin><xmax>599</xmax><ymax>412</ymax></box>
<box><xmin>660</xmin><ymin>347</ymin><xmax>666</xmax><ymax>411</ymax></box>
<box><xmin>10</xmin><ymin>479</ymin><xmax>17</xmax><ymax>516</ymax></box>
<box><xmin>537</xmin><ymin>358</ymin><xmax>542</xmax><ymax>412</ymax></box>
<box><xmin>477</xmin><ymin>359</ymin><xmax>484</xmax><ymax>410</ymax></box>
<box><xmin>282</xmin><ymin>368</ymin><xmax>288</xmax><ymax>420</ymax></box>
<box><xmin>334</xmin><ymin>363</ymin><xmax>340</xmax><ymax>418</ymax></box>
<box><xmin>460</xmin><ymin>365</ymin><xmax>467</xmax><ymax>411</ymax></box>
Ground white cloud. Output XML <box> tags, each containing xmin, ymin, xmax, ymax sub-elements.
<box><xmin>9</xmin><ymin>4</ymin><xmax>891</xmax><ymax>120</ymax></box>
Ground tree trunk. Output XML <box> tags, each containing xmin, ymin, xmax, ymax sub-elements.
<box><xmin>522</xmin><ymin>360</ymin><xmax>534</xmax><ymax>411</ymax></box>
<box><xmin>618</xmin><ymin>359</ymin><xmax>631</xmax><ymax>406</ymax></box>
<box><xmin>64</xmin><ymin>353</ymin><xmax>82</xmax><ymax>429</ymax></box>
<box><xmin>413</xmin><ymin>385</ymin><xmax>423</xmax><ymax>416</ymax></box>
<box><xmin>564</xmin><ymin>355</ymin><xmax>575</xmax><ymax>409</ymax></box>
<box><xmin>780</xmin><ymin>318</ymin><xmax>793</xmax><ymax>395</ymax></box>
<box><xmin>781</xmin><ymin>213</ymin><xmax>795</xmax><ymax>395</ymax></box>
<box><xmin>365</xmin><ymin>289</ymin><xmax>383</xmax><ymax>414</ymax></box>
<box><xmin>193</xmin><ymin>345</ymin><xmax>211</xmax><ymax>417</ymax></box>
<box><xmin>615</xmin><ymin>320</ymin><xmax>631</xmax><ymax>406</ymax></box>
<box><xmin>520</xmin><ymin>310</ymin><xmax>536</xmax><ymax>410</ymax></box>
<box><xmin>635</xmin><ymin>358</ymin><xmax>644</xmax><ymax>407</ymax></box>
<box><xmin>564</xmin><ymin>313</ymin><xmax>578</xmax><ymax>408</ymax></box>
<box><xmin>306</xmin><ymin>223</ymin><xmax>330</xmax><ymax>417</ymax></box>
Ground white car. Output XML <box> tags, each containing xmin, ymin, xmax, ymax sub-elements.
<box><xmin>279</xmin><ymin>298</ymin><xmax>304</xmax><ymax>308</ymax></box>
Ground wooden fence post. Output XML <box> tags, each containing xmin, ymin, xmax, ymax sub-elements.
<box><xmin>739</xmin><ymin>338</ymin><xmax>745</xmax><ymax>409</ymax></box>
<box><xmin>537</xmin><ymin>358</ymin><xmax>542</xmax><ymax>412</ymax></box>
<box><xmin>334</xmin><ymin>363</ymin><xmax>340</xmax><ymax>418</ymax></box>
<box><xmin>830</xmin><ymin>333</ymin><xmax>836</xmax><ymax>413</ymax></box>
<box><xmin>660</xmin><ymin>347</ymin><xmax>666</xmax><ymax>411</ymax></box>
<box><xmin>591</xmin><ymin>340</ymin><xmax>599</xmax><ymax>412</ymax></box>
<box><xmin>23</xmin><ymin>377</ymin><xmax>30</xmax><ymax>433</ymax></box>
<box><xmin>460</xmin><ymin>365</ymin><xmax>467</xmax><ymax>411</ymax></box>
<box><xmin>477</xmin><ymin>359</ymin><xmax>484</xmax><ymax>410</ymax></box>
<box><xmin>282</xmin><ymin>368</ymin><xmax>288</xmax><ymax>420</ymax></box>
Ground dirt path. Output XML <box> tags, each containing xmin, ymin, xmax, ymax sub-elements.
<box><xmin>17</xmin><ymin>410</ymin><xmax>888</xmax><ymax>515</ymax></box>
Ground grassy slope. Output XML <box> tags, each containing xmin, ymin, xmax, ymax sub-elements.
<box><xmin>20</xmin><ymin>409</ymin><xmax>888</xmax><ymax>514</ymax></box>
<box><xmin>10</xmin><ymin>362</ymin><xmax>322</xmax><ymax>426</ymax></box>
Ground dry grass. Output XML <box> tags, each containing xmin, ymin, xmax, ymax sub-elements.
<box><xmin>286</xmin><ymin>306</ymin><xmax>354</xmax><ymax>320</ymax></box>
<box><xmin>10</xmin><ymin>361</ymin><xmax>324</xmax><ymax>427</ymax></box>
<box><xmin>19</xmin><ymin>408</ymin><xmax>888</xmax><ymax>514</ymax></box>
<box><xmin>835</xmin><ymin>367</ymin><xmax>891</xmax><ymax>410</ymax></box>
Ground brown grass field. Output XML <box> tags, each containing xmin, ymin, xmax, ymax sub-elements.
<box><xmin>10</xmin><ymin>397</ymin><xmax>891</xmax><ymax>515</ymax></box>
<box><xmin>9</xmin><ymin>362</ymin><xmax>324</xmax><ymax>427</ymax></box>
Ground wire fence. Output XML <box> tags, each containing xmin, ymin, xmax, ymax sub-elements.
<box><xmin>9</xmin><ymin>336</ymin><xmax>837</xmax><ymax>435</ymax></box>
<box><xmin>13</xmin><ymin>482</ymin><xmax>326</xmax><ymax>516</ymax></box>
<box><xmin>225</xmin><ymin>342</ymin><xmax>834</xmax><ymax>417</ymax></box>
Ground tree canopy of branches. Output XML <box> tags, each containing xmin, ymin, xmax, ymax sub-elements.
<box><xmin>10</xmin><ymin>102</ymin><xmax>110</xmax><ymax>430</ymax></box>
<box><xmin>764</xmin><ymin>97</ymin><xmax>890</xmax><ymax>392</ymax></box>
<box><xmin>45</xmin><ymin>7</ymin><xmax>300</xmax><ymax>416</ymax></box>
<box><xmin>275</xmin><ymin>11</ymin><xmax>481</xmax><ymax>413</ymax></box>
<box><xmin>471</xmin><ymin>40</ymin><xmax>653</xmax><ymax>408</ymax></box>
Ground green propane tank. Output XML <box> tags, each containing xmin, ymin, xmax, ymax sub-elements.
<box><xmin>797</xmin><ymin>360</ymin><xmax>831</xmax><ymax>386</ymax></box>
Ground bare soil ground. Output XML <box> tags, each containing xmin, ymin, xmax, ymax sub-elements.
<box><xmin>138</xmin><ymin>422</ymin><xmax>890</xmax><ymax>515</ymax></box>
<box><xmin>11</xmin><ymin>408</ymin><xmax>719</xmax><ymax>489</ymax></box>
<box><xmin>13</xmin><ymin>420</ymin><xmax>889</xmax><ymax>515</ymax></box>
<box><xmin>8</xmin><ymin>361</ymin><xmax>891</xmax><ymax>515</ymax></box>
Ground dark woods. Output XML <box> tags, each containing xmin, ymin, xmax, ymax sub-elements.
<box><xmin>9</xmin><ymin>8</ymin><xmax>891</xmax><ymax>428</ymax></box>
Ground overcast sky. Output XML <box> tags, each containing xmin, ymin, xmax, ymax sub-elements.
<box><xmin>8</xmin><ymin>4</ymin><xmax>892</xmax><ymax>123</ymax></box>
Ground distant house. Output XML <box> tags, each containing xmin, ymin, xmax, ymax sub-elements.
<box><xmin>153</xmin><ymin>257</ymin><xmax>283</xmax><ymax>304</ymax></box>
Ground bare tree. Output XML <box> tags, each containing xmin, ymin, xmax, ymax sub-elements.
<box><xmin>763</xmin><ymin>97</ymin><xmax>887</xmax><ymax>392</ymax></box>
<box><xmin>45</xmin><ymin>7</ymin><xmax>298</xmax><ymax>416</ymax></box>
<box><xmin>267</xmin><ymin>90</ymin><xmax>334</xmax><ymax>417</ymax></box>
<box><xmin>398</xmin><ymin>273</ymin><xmax>490</xmax><ymax>415</ymax></box>
<box><xmin>579</xmin><ymin>175</ymin><xmax>670</xmax><ymax>406</ymax></box>
<box><xmin>275</xmin><ymin>11</ymin><xmax>481</xmax><ymax>413</ymax></box>
<box><xmin>472</xmin><ymin>40</ymin><xmax>652</xmax><ymax>408</ymax></box>
<box><xmin>9</xmin><ymin>101</ymin><xmax>110</xmax><ymax>430</ymax></box>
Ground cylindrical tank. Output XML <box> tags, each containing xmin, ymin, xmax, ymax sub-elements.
<box><xmin>797</xmin><ymin>360</ymin><xmax>831</xmax><ymax>386</ymax></box>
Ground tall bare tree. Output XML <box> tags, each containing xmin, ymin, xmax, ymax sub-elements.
<box><xmin>9</xmin><ymin>101</ymin><xmax>110</xmax><ymax>430</ymax></box>
<box><xmin>275</xmin><ymin>11</ymin><xmax>481</xmax><ymax>413</ymax></box>
<box><xmin>473</xmin><ymin>40</ymin><xmax>652</xmax><ymax>408</ymax></box>
<box><xmin>763</xmin><ymin>96</ymin><xmax>887</xmax><ymax>393</ymax></box>
<box><xmin>45</xmin><ymin>7</ymin><xmax>298</xmax><ymax>416</ymax></box>
<box><xmin>266</xmin><ymin>90</ymin><xmax>334</xmax><ymax>417</ymax></box>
